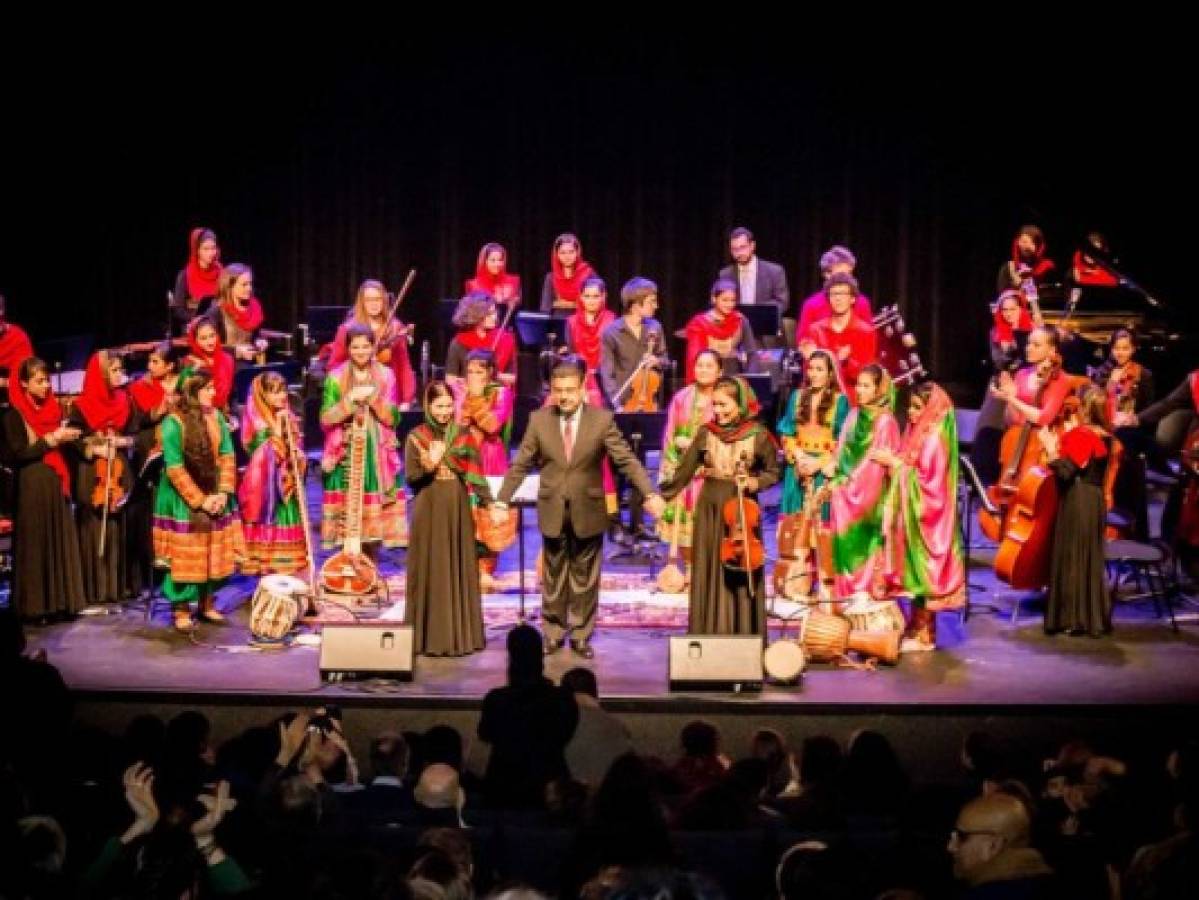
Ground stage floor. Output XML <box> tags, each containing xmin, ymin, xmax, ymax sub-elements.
<box><xmin>24</xmin><ymin>503</ymin><xmax>1199</xmax><ymax>711</ymax></box>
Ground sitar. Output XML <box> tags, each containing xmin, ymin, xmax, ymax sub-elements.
<box><xmin>319</xmin><ymin>396</ymin><xmax>379</xmax><ymax>596</ymax></box>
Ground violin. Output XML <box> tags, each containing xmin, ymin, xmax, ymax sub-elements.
<box><xmin>720</xmin><ymin>454</ymin><xmax>765</xmax><ymax>583</ymax></box>
<box><xmin>89</xmin><ymin>433</ymin><xmax>129</xmax><ymax>512</ymax></box>
<box><xmin>621</xmin><ymin>333</ymin><xmax>663</xmax><ymax>412</ymax></box>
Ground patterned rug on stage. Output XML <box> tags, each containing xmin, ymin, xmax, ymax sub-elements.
<box><xmin>311</xmin><ymin>571</ymin><xmax>806</xmax><ymax>630</ymax></box>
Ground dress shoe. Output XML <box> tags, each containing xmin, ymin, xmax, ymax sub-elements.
<box><xmin>571</xmin><ymin>640</ymin><xmax>595</xmax><ymax>660</ymax></box>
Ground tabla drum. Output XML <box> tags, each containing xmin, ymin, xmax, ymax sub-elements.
<box><xmin>250</xmin><ymin>574</ymin><xmax>308</xmax><ymax>642</ymax></box>
<box><xmin>801</xmin><ymin>610</ymin><xmax>850</xmax><ymax>663</ymax></box>
<box><xmin>763</xmin><ymin>640</ymin><xmax>806</xmax><ymax>682</ymax></box>
<box><xmin>842</xmin><ymin>597</ymin><xmax>906</xmax><ymax>633</ymax></box>
<box><xmin>475</xmin><ymin>506</ymin><xmax>517</xmax><ymax>553</ymax></box>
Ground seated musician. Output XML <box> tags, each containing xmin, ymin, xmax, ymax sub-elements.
<box><xmin>989</xmin><ymin>290</ymin><xmax>1033</xmax><ymax>374</ymax></box>
<box><xmin>209</xmin><ymin>263</ymin><xmax>267</xmax><ymax>362</ymax></box>
<box><xmin>800</xmin><ymin>273</ymin><xmax>877</xmax><ymax>393</ymax></box>
<box><xmin>465</xmin><ymin>242</ymin><xmax>522</xmax><ymax>307</ymax></box>
<box><xmin>601</xmin><ymin>277</ymin><xmax>668</xmax><ymax>541</ymax></box>
<box><xmin>990</xmin><ymin>326</ymin><xmax>1072</xmax><ymax>432</ymax></box>
<box><xmin>1071</xmin><ymin>232</ymin><xmax>1119</xmax><ymax>288</ymax></box>
<box><xmin>718</xmin><ymin>226</ymin><xmax>790</xmax><ymax>312</ymax></box>
<box><xmin>445</xmin><ymin>292</ymin><xmax>517</xmax><ymax>389</ymax></box>
<box><xmin>996</xmin><ymin>224</ymin><xmax>1056</xmax><ymax>294</ymax></box>
<box><xmin>170</xmin><ymin>227</ymin><xmax>222</xmax><ymax>337</ymax></box>
<box><xmin>540</xmin><ymin>233</ymin><xmax>596</xmax><ymax>314</ymax></box>
<box><xmin>0</xmin><ymin>294</ymin><xmax>34</xmax><ymax>398</ymax></box>
<box><xmin>329</xmin><ymin>279</ymin><xmax>417</xmax><ymax>408</ymax></box>
<box><xmin>683</xmin><ymin>278</ymin><xmax>757</xmax><ymax>381</ymax></box>
<box><xmin>796</xmin><ymin>245</ymin><xmax>874</xmax><ymax>339</ymax></box>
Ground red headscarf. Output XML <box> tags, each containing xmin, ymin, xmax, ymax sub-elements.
<box><xmin>0</xmin><ymin>323</ymin><xmax>33</xmax><ymax>377</ymax></box>
<box><xmin>549</xmin><ymin>237</ymin><xmax>595</xmax><ymax>306</ymax></box>
<box><xmin>466</xmin><ymin>243</ymin><xmax>521</xmax><ymax>302</ymax></box>
<box><xmin>1010</xmin><ymin>233</ymin><xmax>1056</xmax><ymax>281</ymax></box>
<box><xmin>187</xmin><ymin>320</ymin><xmax>235</xmax><ymax>409</ymax></box>
<box><xmin>9</xmin><ymin>369</ymin><xmax>71</xmax><ymax>495</ymax></box>
<box><xmin>567</xmin><ymin>308</ymin><xmax>615</xmax><ymax>370</ymax></box>
<box><xmin>991</xmin><ymin>291</ymin><xmax>1034</xmax><ymax>344</ymax></box>
<box><xmin>184</xmin><ymin>227</ymin><xmax>222</xmax><ymax>301</ymax></box>
<box><xmin>74</xmin><ymin>351</ymin><xmax>131</xmax><ymax>432</ymax></box>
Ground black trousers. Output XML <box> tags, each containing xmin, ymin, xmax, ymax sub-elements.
<box><xmin>541</xmin><ymin>516</ymin><xmax>603</xmax><ymax>643</ymax></box>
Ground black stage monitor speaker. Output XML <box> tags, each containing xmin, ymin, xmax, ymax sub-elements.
<box><xmin>319</xmin><ymin>624</ymin><xmax>414</xmax><ymax>682</ymax></box>
<box><xmin>668</xmin><ymin>635</ymin><xmax>764</xmax><ymax>692</ymax></box>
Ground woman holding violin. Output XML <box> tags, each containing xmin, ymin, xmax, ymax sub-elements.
<box><xmin>64</xmin><ymin>350</ymin><xmax>139</xmax><ymax>606</ymax></box>
<box><xmin>659</xmin><ymin>377</ymin><xmax>779</xmax><ymax>636</ymax></box>
<box><xmin>329</xmin><ymin>279</ymin><xmax>417</xmax><ymax>407</ymax></box>
<box><xmin>445</xmin><ymin>292</ymin><xmax>517</xmax><ymax>389</ymax></box>
<box><xmin>1092</xmin><ymin>328</ymin><xmax>1154</xmax><ymax>539</ymax></box>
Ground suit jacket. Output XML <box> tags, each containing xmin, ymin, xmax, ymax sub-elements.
<box><xmin>719</xmin><ymin>257</ymin><xmax>790</xmax><ymax>310</ymax></box>
<box><xmin>498</xmin><ymin>404</ymin><xmax>655</xmax><ymax>538</ymax></box>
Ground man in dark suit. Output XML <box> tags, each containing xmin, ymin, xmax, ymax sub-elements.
<box><xmin>491</xmin><ymin>357</ymin><xmax>664</xmax><ymax>658</ymax></box>
<box><xmin>719</xmin><ymin>226</ymin><xmax>790</xmax><ymax>312</ymax></box>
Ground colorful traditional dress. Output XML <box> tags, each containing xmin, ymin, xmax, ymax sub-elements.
<box><xmin>777</xmin><ymin>386</ymin><xmax>850</xmax><ymax>516</ymax></box>
<box><xmin>403</xmin><ymin>415</ymin><xmax>494</xmax><ymax>656</ymax></box>
<box><xmin>152</xmin><ymin>410</ymin><xmax>245</xmax><ymax>604</ymax></box>
<box><xmin>237</xmin><ymin>377</ymin><xmax>308</xmax><ymax>575</ymax></box>
<box><xmin>319</xmin><ymin>361</ymin><xmax>407</xmax><ymax>549</ymax></box>
<box><xmin>659</xmin><ymin>379</ymin><xmax>780</xmax><ymax>635</ymax></box>
<box><xmin>828</xmin><ymin>381</ymin><xmax>901</xmax><ymax>600</ymax></box>
<box><xmin>329</xmin><ymin>320</ymin><xmax>417</xmax><ymax>406</ymax></box>
<box><xmin>657</xmin><ymin>383</ymin><xmax>715</xmax><ymax>548</ymax></box>
<box><xmin>883</xmin><ymin>385</ymin><xmax>965</xmax><ymax>632</ymax></box>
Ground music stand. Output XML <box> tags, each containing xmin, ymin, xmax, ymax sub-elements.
<box><xmin>305</xmin><ymin>306</ymin><xmax>350</xmax><ymax>345</ymax></box>
<box><xmin>487</xmin><ymin>475</ymin><xmax>540</xmax><ymax>621</ymax></box>
<box><xmin>740</xmin><ymin>305</ymin><xmax>780</xmax><ymax>340</ymax></box>
<box><xmin>958</xmin><ymin>454</ymin><xmax>1001</xmax><ymax>621</ymax></box>
<box><xmin>608</xmin><ymin>411</ymin><xmax>668</xmax><ymax>564</ymax></box>
<box><xmin>515</xmin><ymin>312</ymin><xmax>556</xmax><ymax>350</ymax></box>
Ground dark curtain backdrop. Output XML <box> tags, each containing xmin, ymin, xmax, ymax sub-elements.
<box><xmin>1</xmin><ymin>35</ymin><xmax>1187</xmax><ymax>395</ymax></box>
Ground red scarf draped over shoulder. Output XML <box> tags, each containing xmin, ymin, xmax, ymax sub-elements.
<box><xmin>466</xmin><ymin>246</ymin><xmax>521</xmax><ymax>301</ymax></box>
<box><xmin>567</xmin><ymin>309</ymin><xmax>615</xmax><ymax>370</ymax></box>
<box><xmin>74</xmin><ymin>351</ymin><xmax>131</xmax><ymax>431</ymax></box>
<box><xmin>185</xmin><ymin>227</ymin><xmax>222</xmax><ymax>300</ymax></box>
<box><xmin>220</xmin><ymin>297</ymin><xmax>264</xmax><ymax>333</ymax></box>
<box><xmin>187</xmin><ymin>323</ymin><xmax>235</xmax><ymax>409</ymax></box>
<box><xmin>0</xmin><ymin>324</ymin><xmax>33</xmax><ymax>376</ymax></box>
<box><xmin>9</xmin><ymin>377</ymin><xmax>70</xmax><ymax>495</ymax></box>
<box><xmin>991</xmin><ymin>304</ymin><xmax>1033</xmax><ymax>344</ymax></box>
<box><xmin>550</xmin><ymin>245</ymin><xmax>595</xmax><ymax>305</ymax></box>
<box><xmin>1011</xmin><ymin>236</ymin><xmax>1056</xmax><ymax>281</ymax></box>
<box><xmin>129</xmin><ymin>375</ymin><xmax>165</xmax><ymax>414</ymax></box>
<box><xmin>455</xmin><ymin>327</ymin><xmax>515</xmax><ymax>374</ymax></box>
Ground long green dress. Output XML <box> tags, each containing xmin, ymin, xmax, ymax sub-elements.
<box><xmin>152</xmin><ymin>411</ymin><xmax>245</xmax><ymax>603</ymax></box>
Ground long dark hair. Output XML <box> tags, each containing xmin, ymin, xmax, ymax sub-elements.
<box><xmin>178</xmin><ymin>372</ymin><xmax>217</xmax><ymax>493</ymax></box>
<box><xmin>798</xmin><ymin>349</ymin><xmax>841</xmax><ymax>425</ymax></box>
<box><xmin>1091</xmin><ymin>328</ymin><xmax>1137</xmax><ymax>388</ymax></box>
